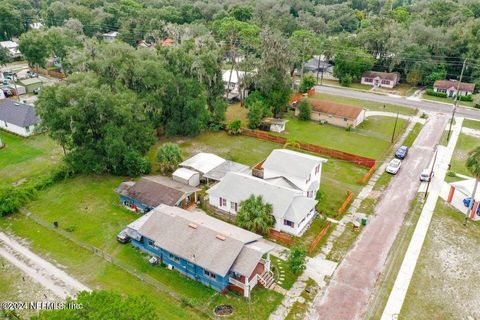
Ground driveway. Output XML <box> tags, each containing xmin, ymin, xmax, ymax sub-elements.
<box><xmin>315</xmin><ymin>85</ymin><xmax>480</xmax><ymax>120</ymax></box>
<box><xmin>308</xmin><ymin>114</ymin><xmax>448</xmax><ymax>320</ymax></box>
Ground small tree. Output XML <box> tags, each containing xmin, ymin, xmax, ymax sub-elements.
<box><xmin>297</xmin><ymin>99</ymin><xmax>311</xmax><ymax>121</ymax></box>
<box><xmin>406</xmin><ymin>69</ymin><xmax>422</xmax><ymax>87</ymax></box>
<box><xmin>299</xmin><ymin>74</ymin><xmax>316</xmax><ymax>93</ymax></box>
<box><xmin>247</xmin><ymin>102</ymin><xmax>263</xmax><ymax>129</ymax></box>
<box><xmin>465</xmin><ymin>146</ymin><xmax>480</xmax><ymax>224</ymax></box>
<box><xmin>287</xmin><ymin>245</ymin><xmax>307</xmax><ymax>274</ymax></box>
<box><xmin>156</xmin><ymin>143</ymin><xmax>182</xmax><ymax>173</ymax></box>
<box><xmin>227</xmin><ymin>119</ymin><xmax>242</xmax><ymax>135</ymax></box>
<box><xmin>236</xmin><ymin>195</ymin><xmax>275</xmax><ymax>235</ymax></box>
<box><xmin>123</xmin><ymin>151</ymin><xmax>151</xmax><ymax>177</ymax></box>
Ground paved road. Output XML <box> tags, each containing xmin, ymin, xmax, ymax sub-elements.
<box><xmin>308</xmin><ymin>114</ymin><xmax>448</xmax><ymax>320</ymax></box>
<box><xmin>315</xmin><ymin>85</ymin><xmax>480</xmax><ymax>120</ymax></box>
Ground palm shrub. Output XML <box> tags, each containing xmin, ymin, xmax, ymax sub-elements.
<box><xmin>236</xmin><ymin>195</ymin><xmax>275</xmax><ymax>235</ymax></box>
<box><xmin>156</xmin><ymin>143</ymin><xmax>182</xmax><ymax>174</ymax></box>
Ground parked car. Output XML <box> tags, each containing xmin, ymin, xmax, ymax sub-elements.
<box><xmin>463</xmin><ymin>197</ymin><xmax>480</xmax><ymax>214</ymax></box>
<box><xmin>27</xmin><ymin>70</ymin><xmax>38</xmax><ymax>78</ymax></box>
<box><xmin>33</xmin><ymin>87</ymin><xmax>41</xmax><ymax>95</ymax></box>
<box><xmin>116</xmin><ymin>229</ymin><xmax>130</xmax><ymax>244</ymax></box>
<box><xmin>395</xmin><ymin>145</ymin><xmax>409</xmax><ymax>159</ymax></box>
<box><xmin>148</xmin><ymin>256</ymin><xmax>159</xmax><ymax>265</ymax></box>
<box><xmin>386</xmin><ymin>159</ymin><xmax>401</xmax><ymax>174</ymax></box>
<box><xmin>420</xmin><ymin>169</ymin><xmax>433</xmax><ymax>182</ymax></box>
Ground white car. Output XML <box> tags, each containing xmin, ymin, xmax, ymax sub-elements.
<box><xmin>386</xmin><ymin>159</ymin><xmax>401</xmax><ymax>174</ymax></box>
<box><xmin>420</xmin><ymin>169</ymin><xmax>433</xmax><ymax>182</ymax></box>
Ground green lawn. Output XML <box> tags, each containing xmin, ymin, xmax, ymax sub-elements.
<box><xmin>449</xmin><ymin>133</ymin><xmax>480</xmax><ymax>177</ymax></box>
<box><xmin>423</xmin><ymin>93</ymin><xmax>478</xmax><ymax>108</ymax></box>
<box><xmin>400</xmin><ymin>200</ymin><xmax>480</xmax><ymax>319</ymax></box>
<box><xmin>0</xmin><ymin>131</ymin><xmax>62</xmax><ymax>184</ymax></box>
<box><xmin>271</xmin><ymin>256</ymin><xmax>298</xmax><ymax>290</ymax></box>
<box><xmin>462</xmin><ymin>118</ymin><xmax>480</xmax><ymax>131</ymax></box>
<box><xmin>403</xmin><ymin>123</ymin><xmax>423</xmax><ymax>148</ymax></box>
<box><xmin>19</xmin><ymin>175</ymin><xmax>282</xmax><ymax>319</ymax></box>
<box><xmin>311</xmin><ymin>93</ymin><xmax>416</xmax><ymax>116</ymax></box>
<box><xmin>225</xmin><ymin>102</ymin><xmax>248</xmax><ymax>125</ymax></box>
<box><xmin>275</xmin><ymin>114</ymin><xmax>406</xmax><ymax>159</ymax></box>
<box><xmin>285</xmin><ymin>278</ymin><xmax>319</xmax><ymax>320</ymax></box>
<box><xmin>326</xmin><ymin>223</ymin><xmax>361</xmax><ymax>262</ymax></box>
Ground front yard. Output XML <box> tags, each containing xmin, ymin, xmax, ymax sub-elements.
<box><xmin>400</xmin><ymin>200</ymin><xmax>480</xmax><ymax>319</ymax></box>
<box><xmin>0</xmin><ymin>131</ymin><xmax>62</xmax><ymax>185</ymax></box>
<box><xmin>448</xmin><ymin>132</ymin><xmax>479</xmax><ymax>178</ymax></box>
<box><xmin>423</xmin><ymin>93</ymin><xmax>479</xmax><ymax>108</ymax></box>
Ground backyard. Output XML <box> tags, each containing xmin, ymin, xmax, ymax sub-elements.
<box><xmin>400</xmin><ymin>200</ymin><xmax>480</xmax><ymax>319</ymax></box>
<box><xmin>1</xmin><ymin>175</ymin><xmax>283</xmax><ymax>319</ymax></box>
<box><xmin>0</xmin><ymin>131</ymin><xmax>62</xmax><ymax>185</ymax></box>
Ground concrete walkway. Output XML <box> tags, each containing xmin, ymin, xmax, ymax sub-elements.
<box><xmin>381</xmin><ymin>117</ymin><xmax>463</xmax><ymax>319</ymax></box>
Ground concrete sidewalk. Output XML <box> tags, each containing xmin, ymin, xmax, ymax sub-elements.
<box><xmin>365</xmin><ymin>111</ymin><xmax>426</xmax><ymax>124</ymax></box>
<box><xmin>381</xmin><ymin>117</ymin><xmax>463</xmax><ymax>319</ymax></box>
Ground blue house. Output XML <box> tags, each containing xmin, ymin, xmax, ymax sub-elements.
<box><xmin>124</xmin><ymin>205</ymin><xmax>274</xmax><ymax>297</ymax></box>
<box><xmin>115</xmin><ymin>176</ymin><xmax>200</xmax><ymax>213</ymax></box>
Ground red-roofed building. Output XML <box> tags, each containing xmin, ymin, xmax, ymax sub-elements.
<box><xmin>296</xmin><ymin>100</ymin><xmax>366</xmax><ymax>128</ymax></box>
<box><xmin>433</xmin><ymin>80</ymin><xmax>475</xmax><ymax>98</ymax></box>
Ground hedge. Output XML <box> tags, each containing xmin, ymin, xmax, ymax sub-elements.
<box><xmin>426</xmin><ymin>89</ymin><xmax>447</xmax><ymax>98</ymax></box>
<box><xmin>459</xmin><ymin>95</ymin><xmax>473</xmax><ymax>102</ymax></box>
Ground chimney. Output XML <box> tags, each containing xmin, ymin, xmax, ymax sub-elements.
<box><xmin>216</xmin><ymin>235</ymin><xmax>226</xmax><ymax>241</ymax></box>
<box><xmin>188</xmin><ymin>223</ymin><xmax>198</xmax><ymax>229</ymax></box>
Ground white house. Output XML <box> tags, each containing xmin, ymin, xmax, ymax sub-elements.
<box><xmin>172</xmin><ymin>168</ymin><xmax>200</xmax><ymax>187</ymax></box>
<box><xmin>0</xmin><ymin>99</ymin><xmax>39</xmax><ymax>136</ymax></box>
<box><xmin>207</xmin><ymin>172</ymin><xmax>317</xmax><ymax>236</ymax></box>
<box><xmin>102</xmin><ymin>31</ymin><xmax>119</xmax><ymax>42</ymax></box>
<box><xmin>29</xmin><ymin>22</ymin><xmax>44</xmax><ymax>30</ymax></box>
<box><xmin>258</xmin><ymin>149</ymin><xmax>328</xmax><ymax>197</ymax></box>
<box><xmin>222</xmin><ymin>70</ymin><xmax>250</xmax><ymax>101</ymax></box>
<box><xmin>361</xmin><ymin>71</ymin><xmax>400</xmax><ymax>89</ymax></box>
<box><xmin>433</xmin><ymin>80</ymin><xmax>475</xmax><ymax>98</ymax></box>
<box><xmin>0</xmin><ymin>41</ymin><xmax>21</xmax><ymax>59</ymax></box>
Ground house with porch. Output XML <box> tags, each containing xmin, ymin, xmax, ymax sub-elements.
<box><xmin>433</xmin><ymin>80</ymin><xmax>475</xmax><ymax>98</ymax></box>
<box><xmin>115</xmin><ymin>176</ymin><xmax>199</xmax><ymax>213</ymax></box>
<box><xmin>126</xmin><ymin>204</ymin><xmax>274</xmax><ymax>297</ymax></box>
<box><xmin>361</xmin><ymin>71</ymin><xmax>401</xmax><ymax>89</ymax></box>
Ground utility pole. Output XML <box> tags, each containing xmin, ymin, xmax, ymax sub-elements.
<box><xmin>391</xmin><ymin>111</ymin><xmax>399</xmax><ymax>143</ymax></box>
<box><xmin>424</xmin><ymin>145</ymin><xmax>438</xmax><ymax>199</ymax></box>
<box><xmin>316</xmin><ymin>55</ymin><xmax>321</xmax><ymax>84</ymax></box>
<box><xmin>447</xmin><ymin>58</ymin><xmax>467</xmax><ymax>142</ymax></box>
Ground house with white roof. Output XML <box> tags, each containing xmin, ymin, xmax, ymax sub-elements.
<box><xmin>102</xmin><ymin>31</ymin><xmax>118</xmax><ymax>42</ymax></box>
<box><xmin>0</xmin><ymin>41</ymin><xmax>21</xmax><ymax>58</ymax></box>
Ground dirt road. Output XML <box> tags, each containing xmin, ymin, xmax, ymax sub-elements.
<box><xmin>308</xmin><ymin>114</ymin><xmax>448</xmax><ymax>320</ymax></box>
<box><xmin>0</xmin><ymin>232</ymin><xmax>90</xmax><ymax>299</ymax></box>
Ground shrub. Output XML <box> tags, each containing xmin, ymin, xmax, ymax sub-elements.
<box><xmin>227</xmin><ymin>119</ymin><xmax>242</xmax><ymax>135</ymax></box>
<box><xmin>459</xmin><ymin>95</ymin><xmax>473</xmax><ymax>102</ymax></box>
<box><xmin>297</xmin><ymin>99</ymin><xmax>311</xmax><ymax>121</ymax></box>
<box><xmin>420</xmin><ymin>112</ymin><xmax>428</xmax><ymax>119</ymax></box>
<box><xmin>475</xmin><ymin>103</ymin><xmax>480</xmax><ymax>109</ymax></box>
<box><xmin>123</xmin><ymin>151</ymin><xmax>151</xmax><ymax>177</ymax></box>
<box><xmin>0</xmin><ymin>186</ymin><xmax>32</xmax><ymax>217</ymax></box>
<box><xmin>299</xmin><ymin>74</ymin><xmax>316</xmax><ymax>93</ymax></box>
<box><xmin>447</xmin><ymin>171</ymin><xmax>456</xmax><ymax>177</ymax></box>
<box><xmin>287</xmin><ymin>245</ymin><xmax>307</xmax><ymax>274</ymax></box>
<box><xmin>346</xmin><ymin>124</ymin><xmax>353</xmax><ymax>131</ymax></box>
<box><xmin>247</xmin><ymin>102</ymin><xmax>263</xmax><ymax>129</ymax></box>
<box><xmin>425</xmin><ymin>89</ymin><xmax>447</xmax><ymax>98</ymax></box>
<box><xmin>339</xmin><ymin>74</ymin><xmax>352</xmax><ymax>87</ymax></box>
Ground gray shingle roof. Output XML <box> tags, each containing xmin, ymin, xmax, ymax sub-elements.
<box><xmin>0</xmin><ymin>99</ymin><xmax>39</xmax><ymax>127</ymax></box>
<box><xmin>137</xmin><ymin>205</ymin><xmax>268</xmax><ymax>277</ymax></box>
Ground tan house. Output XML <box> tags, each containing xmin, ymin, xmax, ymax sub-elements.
<box><xmin>361</xmin><ymin>71</ymin><xmax>401</xmax><ymax>89</ymax></box>
<box><xmin>297</xmin><ymin>100</ymin><xmax>365</xmax><ymax>128</ymax></box>
<box><xmin>433</xmin><ymin>80</ymin><xmax>475</xmax><ymax>98</ymax></box>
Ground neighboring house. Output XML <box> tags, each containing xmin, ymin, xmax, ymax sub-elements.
<box><xmin>261</xmin><ymin>118</ymin><xmax>288</xmax><ymax>133</ymax></box>
<box><xmin>207</xmin><ymin>172</ymin><xmax>318</xmax><ymax>236</ymax></box>
<box><xmin>0</xmin><ymin>41</ymin><xmax>21</xmax><ymax>59</ymax></box>
<box><xmin>126</xmin><ymin>204</ymin><xmax>274</xmax><ymax>297</ymax></box>
<box><xmin>361</xmin><ymin>71</ymin><xmax>401</xmax><ymax>89</ymax></box>
<box><xmin>180</xmin><ymin>152</ymin><xmax>250</xmax><ymax>183</ymax></box>
<box><xmin>172</xmin><ymin>168</ymin><xmax>200</xmax><ymax>187</ymax></box>
<box><xmin>161</xmin><ymin>38</ymin><xmax>174</xmax><ymax>47</ymax></box>
<box><xmin>433</xmin><ymin>80</ymin><xmax>475</xmax><ymax>98</ymax></box>
<box><xmin>115</xmin><ymin>176</ymin><xmax>200</xmax><ymax>213</ymax></box>
<box><xmin>0</xmin><ymin>99</ymin><xmax>39</xmax><ymax>136</ymax></box>
<box><xmin>222</xmin><ymin>70</ymin><xmax>250</xmax><ymax>101</ymax></box>
<box><xmin>102</xmin><ymin>31</ymin><xmax>118</xmax><ymax>42</ymax></box>
<box><xmin>302</xmin><ymin>56</ymin><xmax>331</xmax><ymax>74</ymax></box>
<box><xmin>298</xmin><ymin>100</ymin><xmax>366</xmax><ymax>128</ymax></box>
<box><xmin>29</xmin><ymin>22</ymin><xmax>44</xmax><ymax>29</ymax></box>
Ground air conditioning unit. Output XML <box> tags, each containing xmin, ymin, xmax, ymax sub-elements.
<box><xmin>167</xmin><ymin>264</ymin><xmax>173</xmax><ymax>270</ymax></box>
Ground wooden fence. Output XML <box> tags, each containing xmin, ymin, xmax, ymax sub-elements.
<box><xmin>269</xmin><ymin>229</ymin><xmax>293</xmax><ymax>246</ymax></box>
<box><xmin>289</xmin><ymin>88</ymin><xmax>316</xmax><ymax>104</ymax></box>
<box><xmin>34</xmin><ymin>67</ymin><xmax>66</xmax><ymax>79</ymax></box>
<box><xmin>357</xmin><ymin>163</ymin><xmax>378</xmax><ymax>185</ymax></box>
<box><xmin>337</xmin><ymin>191</ymin><xmax>354</xmax><ymax>216</ymax></box>
<box><xmin>308</xmin><ymin>222</ymin><xmax>331</xmax><ymax>254</ymax></box>
<box><xmin>241</xmin><ymin>129</ymin><xmax>376</xmax><ymax>169</ymax></box>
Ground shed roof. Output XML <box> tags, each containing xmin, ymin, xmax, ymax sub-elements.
<box><xmin>118</xmin><ymin>176</ymin><xmax>199</xmax><ymax>208</ymax></box>
<box><xmin>310</xmin><ymin>100</ymin><xmax>364</xmax><ymax>120</ymax></box>
<box><xmin>137</xmin><ymin>205</ymin><xmax>268</xmax><ymax>277</ymax></box>
<box><xmin>180</xmin><ymin>153</ymin><xmax>226</xmax><ymax>175</ymax></box>
<box><xmin>433</xmin><ymin>80</ymin><xmax>475</xmax><ymax>92</ymax></box>
<box><xmin>362</xmin><ymin>71</ymin><xmax>400</xmax><ymax>81</ymax></box>
<box><xmin>0</xmin><ymin>99</ymin><xmax>39</xmax><ymax>127</ymax></box>
<box><xmin>173</xmin><ymin>168</ymin><xmax>199</xmax><ymax>181</ymax></box>
<box><xmin>202</xmin><ymin>160</ymin><xmax>250</xmax><ymax>181</ymax></box>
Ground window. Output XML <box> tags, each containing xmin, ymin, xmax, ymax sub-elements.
<box><xmin>204</xmin><ymin>270</ymin><xmax>216</xmax><ymax>279</ymax></box>
<box><xmin>381</xmin><ymin>80</ymin><xmax>390</xmax><ymax>85</ymax></box>
<box><xmin>364</xmin><ymin>78</ymin><xmax>372</xmax><ymax>83</ymax></box>
<box><xmin>283</xmin><ymin>219</ymin><xmax>295</xmax><ymax>228</ymax></box>
<box><xmin>230</xmin><ymin>201</ymin><xmax>238</xmax><ymax>212</ymax></box>
<box><xmin>344</xmin><ymin>118</ymin><xmax>348</xmax><ymax>121</ymax></box>
<box><xmin>26</xmin><ymin>126</ymin><xmax>30</xmax><ymax>133</ymax></box>
<box><xmin>4</xmin><ymin>121</ymin><xmax>7</xmax><ymax>127</ymax></box>
<box><xmin>306</xmin><ymin>173</ymin><xmax>311</xmax><ymax>184</ymax></box>
<box><xmin>219</xmin><ymin>197</ymin><xmax>227</xmax><ymax>207</ymax></box>
<box><xmin>169</xmin><ymin>253</ymin><xmax>180</xmax><ymax>263</ymax></box>
<box><xmin>148</xmin><ymin>239</ymin><xmax>155</xmax><ymax>246</ymax></box>
<box><xmin>307</xmin><ymin>191</ymin><xmax>313</xmax><ymax>198</ymax></box>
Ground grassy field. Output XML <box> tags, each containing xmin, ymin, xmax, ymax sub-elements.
<box><xmin>0</xmin><ymin>131</ymin><xmax>62</xmax><ymax>184</ymax></box>
<box><xmin>285</xmin><ymin>278</ymin><xmax>319</xmax><ymax>320</ymax></box>
<box><xmin>225</xmin><ymin>102</ymin><xmax>248</xmax><ymax>124</ymax></box>
<box><xmin>403</xmin><ymin>123</ymin><xmax>423</xmax><ymax>148</ymax></box>
<box><xmin>365</xmin><ymin>196</ymin><xmax>424</xmax><ymax>320</ymax></box>
<box><xmin>462</xmin><ymin>118</ymin><xmax>480</xmax><ymax>130</ymax></box>
<box><xmin>449</xmin><ymin>133</ymin><xmax>480</xmax><ymax>177</ymax></box>
<box><xmin>326</xmin><ymin>223</ymin><xmax>362</xmax><ymax>262</ymax></box>
<box><xmin>275</xmin><ymin>114</ymin><xmax>406</xmax><ymax>159</ymax></box>
<box><xmin>400</xmin><ymin>200</ymin><xmax>480</xmax><ymax>319</ymax></box>
<box><xmin>311</xmin><ymin>93</ymin><xmax>417</xmax><ymax>116</ymax></box>
<box><xmin>10</xmin><ymin>175</ymin><xmax>283</xmax><ymax>319</ymax></box>
<box><xmin>423</xmin><ymin>93</ymin><xmax>479</xmax><ymax>108</ymax></box>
